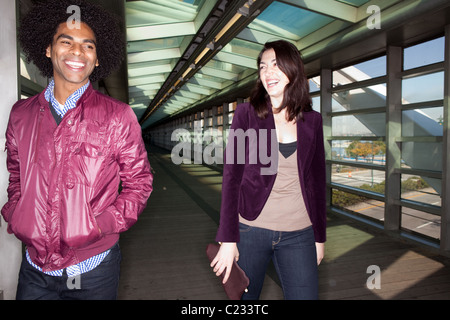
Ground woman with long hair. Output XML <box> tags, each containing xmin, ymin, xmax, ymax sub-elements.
<box><xmin>211</xmin><ymin>40</ymin><xmax>326</xmax><ymax>300</ymax></box>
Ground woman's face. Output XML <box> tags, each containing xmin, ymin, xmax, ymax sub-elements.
<box><xmin>259</xmin><ymin>48</ymin><xmax>290</xmax><ymax>106</ymax></box>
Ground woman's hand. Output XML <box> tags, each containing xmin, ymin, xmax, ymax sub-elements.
<box><xmin>315</xmin><ymin>242</ymin><xmax>325</xmax><ymax>265</ymax></box>
<box><xmin>210</xmin><ymin>242</ymin><xmax>239</xmax><ymax>284</ymax></box>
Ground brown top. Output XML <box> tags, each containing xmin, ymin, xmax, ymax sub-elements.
<box><xmin>239</xmin><ymin>147</ymin><xmax>311</xmax><ymax>231</ymax></box>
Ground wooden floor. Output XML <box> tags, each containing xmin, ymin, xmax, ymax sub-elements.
<box><xmin>117</xmin><ymin>145</ymin><xmax>450</xmax><ymax>300</ymax></box>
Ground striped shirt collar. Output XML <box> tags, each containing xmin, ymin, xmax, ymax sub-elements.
<box><xmin>44</xmin><ymin>79</ymin><xmax>90</xmax><ymax>118</ymax></box>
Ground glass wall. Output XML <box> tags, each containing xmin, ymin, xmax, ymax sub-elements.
<box><xmin>328</xmin><ymin>55</ymin><xmax>387</xmax><ymax>225</ymax></box>
<box><xmin>328</xmin><ymin>36</ymin><xmax>445</xmax><ymax>243</ymax></box>
<box><xmin>399</xmin><ymin>36</ymin><xmax>444</xmax><ymax>241</ymax></box>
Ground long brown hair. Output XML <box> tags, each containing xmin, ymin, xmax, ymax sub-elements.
<box><xmin>250</xmin><ymin>40</ymin><xmax>312</xmax><ymax>121</ymax></box>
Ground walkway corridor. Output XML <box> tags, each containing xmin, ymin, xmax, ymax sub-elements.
<box><xmin>117</xmin><ymin>146</ymin><xmax>450</xmax><ymax>300</ymax></box>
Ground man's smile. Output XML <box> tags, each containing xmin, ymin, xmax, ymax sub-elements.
<box><xmin>64</xmin><ymin>60</ymin><xmax>86</xmax><ymax>71</ymax></box>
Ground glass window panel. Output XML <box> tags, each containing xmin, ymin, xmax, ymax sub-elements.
<box><xmin>402</xmin><ymin>107</ymin><xmax>443</xmax><ymax>137</ymax></box>
<box><xmin>332</xmin><ymin>84</ymin><xmax>386</xmax><ymax>111</ymax></box>
<box><xmin>401</xmin><ymin>142</ymin><xmax>442</xmax><ymax>172</ymax></box>
<box><xmin>228</xmin><ymin>113</ymin><xmax>234</xmax><ymax>125</ymax></box>
<box><xmin>402</xmin><ymin>72</ymin><xmax>444</xmax><ymax>104</ymax></box>
<box><xmin>401</xmin><ymin>208</ymin><xmax>440</xmax><ymax>240</ymax></box>
<box><xmin>332</xmin><ymin>95</ymin><xmax>346</xmax><ymax>112</ymax></box>
<box><xmin>331</xmin><ymin>141</ymin><xmax>347</xmax><ymax>161</ymax></box>
<box><xmin>332</xmin><ymin>140</ymin><xmax>386</xmax><ymax>164</ymax></box>
<box><xmin>332</xmin><ymin>188</ymin><xmax>385</xmax><ymax>222</ymax></box>
<box><xmin>401</xmin><ymin>174</ymin><xmax>441</xmax><ymax>207</ymax></box>
<box><xmin>403</xmin><ymin>37</ymin><xmax>444</xmax><ymax>70</ymax></box>
<box><xmin>332</xmin><ymin>113</ymin><xmax>385</xmax><ymax>137</ymax></box>
<box><xmin>309</xmin><ymin>79</ymin><xmax>320</xmax><ymax>92</ymax></box>
<box><xmin>311</xmin><ymin>96</ymin><xmax>320</xmax><ymax>112</ymax></box>
<box><xmin>251</xmin><ymin>1</ymin><xmax>333</xmax><ymax>39</ymax></box>
<box><xmin>332</xmin><ymin>165</ymin><xmax>385</xmax><ymax>192</ymax></box>
<box><xmin>333</xmin><ymin>56</ymin><xmax>386</xmax><ymax>86</ymax></box>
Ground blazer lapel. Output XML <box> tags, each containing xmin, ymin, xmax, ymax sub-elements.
<box><xmin>259</xmin><ymin>111</ymin><xmax>278</xmax><ymax>177</ymax></box>
<box><xmin>296</xmin><ymin>116</ymin><xmax>316</xmax><ymax>174</ymax></box>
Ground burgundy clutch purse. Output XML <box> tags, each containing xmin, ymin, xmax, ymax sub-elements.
<box><xmin>206</xmin><ymin>243</ymin><xmax>249</xmax><ymax>300</ymax></box>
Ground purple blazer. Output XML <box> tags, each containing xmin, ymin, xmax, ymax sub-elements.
<box><xmin>215</xmin><ymin>102</ymin><xmax>326</xmax><ymax>243</ymax></box>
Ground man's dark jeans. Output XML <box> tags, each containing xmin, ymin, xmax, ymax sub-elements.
<box><xmin>16</xmin><ymin>242</ymin><xmax>121</xmax><ymax>300</ymax></box>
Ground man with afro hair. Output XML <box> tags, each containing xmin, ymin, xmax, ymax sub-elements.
<box><xmin>1</xmin><ymin>0</ymin><xmax>153</xmax><ymax>299</ymax></box>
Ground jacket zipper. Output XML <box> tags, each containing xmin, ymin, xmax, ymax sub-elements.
<box><xmin>33</xmin><ymin>106</ymin><xmax>45</xmax><ymax>163</ymax></box>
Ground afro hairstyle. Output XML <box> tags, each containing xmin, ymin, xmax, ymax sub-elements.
<box><xmin>19</xmin><ymin>0</ymin><xmax>125</xmax><ymax>83</ymax></box>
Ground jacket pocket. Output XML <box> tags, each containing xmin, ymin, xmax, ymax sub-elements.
<box><xmin>60</xmin><ymin>199</ymin><xmax>101</xmax><ymax>248</ymax></box>
<box><xmin>7</xmin><ymin>196</ymin><xmax>45</xmax><ymax>249</ymax></box>
<box><xmin>67</xmin><ymin>130</ymin><xmax>109</xmax><ymax>187</ymax></box>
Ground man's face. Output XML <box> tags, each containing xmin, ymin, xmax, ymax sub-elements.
<box><xmin>46</xmin><ymin>22</ymin><xmax>99</xmax><ymax>88</ymax></box>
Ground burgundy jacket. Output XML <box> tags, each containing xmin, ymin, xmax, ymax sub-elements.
<box><xmin>216</xmin><ymin>102</ymin><xmax>326</xmax><ymax>243</ymax></box>
<box><xmin>1</xmin><ymin>84</ymin><xmax>153</xmax><ymax>272</ymax></box>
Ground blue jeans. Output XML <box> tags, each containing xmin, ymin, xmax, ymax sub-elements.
<box><xmin>237</xmin><ymin>223</ymin><xmax>318</xmax><ymax>300</ymax></box>
<box><xmin>16</xmin><ymin>242</ymin><xmax>121</xmax><ymax>300</ymax></box>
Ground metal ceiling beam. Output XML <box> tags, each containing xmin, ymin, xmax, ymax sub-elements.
<box><xmin>214</xmin><ymin>50</ymin><xmax>256</xmax><ymax>68</ymax></box>
<box><xmin>127</xmin><ymin>22</ymin><xmax>196</xmax><ymax>41</ymax></box>
<box><xmin>129</xmin><ymin>83</ymin><xmax>161</xmax><ymax>92</ymax></box>
<box><xmin>128</xmin><ymin>65</ymin><xmax>172</xmax><ymax>78</ymax></box>
<box><xmin>128</xmin><ymin>75</ymin><xmax>166</xmax><ymax>87</ymax></box>
<box><xmin>128</xmin><ymin>48</ymin><xmax>181</xmax><ymax>64</ymax></box>
<box><xmin>129</xmin><ymin>90</ymin><xmax>157</xmax><ymax>97</ymax></box>
<box><xmin>199</xmin><ymin>66</ymin><xmax>239</xmax><ymax>80</ymax></box>
<box><xmin>171</xmin><ymin>95</ymin><xmax>196</xmax><ymax>105</ymax></box>
<box><xmin>237</xmin><ymin>26</ymin><xmax>291</xmax><ymax>44</ymax></box>
<box><xmin>189</xmin><ymin>77</ymin><xmax>224</xmax><ymax>90</ymax></box>
<box><xmin>176</xmin><ymin>90</ymin><xmax>202</xmax><ymax>100</ymax></box>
